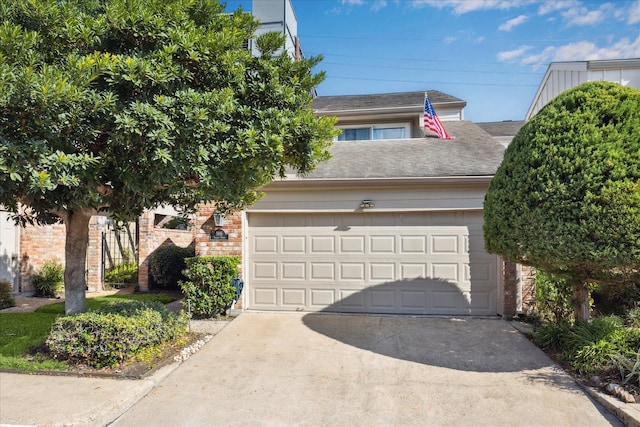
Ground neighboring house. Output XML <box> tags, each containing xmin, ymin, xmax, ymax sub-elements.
<box><xmin>526</xmin><ymin>58</ymin><xmax>640</xmax><ymax>121</ymax></box>
<box><xmin>476</xmin><ymin>120</ymin><xmax>524</xmax><ymax>147</ymax></box>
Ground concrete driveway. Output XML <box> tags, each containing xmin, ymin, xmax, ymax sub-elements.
<box><xmin>112</xmin><ymin>313</ymin><xmax>621</xmax><ymax>427</ymax></box>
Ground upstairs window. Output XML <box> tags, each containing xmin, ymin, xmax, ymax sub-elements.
<box><xmin>337</xmin><ymin>123</ymin><xmax>410</xmax><ymax>141</ymax></box>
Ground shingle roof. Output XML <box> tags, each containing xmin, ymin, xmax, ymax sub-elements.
<box><xmin>299</xmin><ymin>121</ymin><xmax>504</xmax><ymax>180</ymax></box>
<box><xmin>476</xmin><ymin>120</ymin><xmax>525</xmax><ymax>137</ymax></box>
<box><xmin>312</xmin><ymin>90</ymin><xmax>465</xmax><ymax>114</ymax></box>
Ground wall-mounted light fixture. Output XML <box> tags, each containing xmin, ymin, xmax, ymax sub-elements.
<box><xmin>360</xmin><ymin>199</ymin><xmax>375</xmax><ymax>209</ymax></box>
<box><xmin>213</xmin><ymin>212</ymin><xmax>226</xmax><ymax>227</ymax></box>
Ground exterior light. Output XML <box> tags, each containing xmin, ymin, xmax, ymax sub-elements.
<box><xmin>360</xmin><ymin>200</ymin><xmax>375</xmax><ymax>209</ymax></box>
<box><xmin>213</xmin><ymin>212</ymin><xmax>226</xmax><ymax>227</ymax></box>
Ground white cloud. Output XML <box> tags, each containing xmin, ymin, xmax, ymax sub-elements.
<box><xmin>340</xmin><ymin>0</ymin><xmax>364</xmax><ymax>4</ymax></box>
<box><xmin>629</xmin><ymin>0</ymin><xmax>640</xmax><ymax>24</ymax></box>
<box><xmin>537</xmin><ymin>0</ymin><xmax>578</xmax><ymax>15</ymax></box>
<box><xmin>521</xmin><ymin>36</ymin><xmax>640</xmax><ymax>66</ymax></box>
<box><xmin>499</xmin><ymin>14</ymin><xmax>528</xmax><ymax>31</ymax></box>
<box><xmin>444</xmin><ymin>36</ymin><xmax>457</xmax><ymax>44</ymax></box>
<box><xmin>561</xmin><ymin>3</ymin><xmax>611</xmax><ymax>26</ymax></box>
<box><xmin>411</xmin><ymin>0</ymin><xmax>534</xmax><ymax>15</ymax></box>
<box><xmin>371</xmin><ymin>0</ymin><xmax>388</xmax><ymax>12</ymax></box>
<box><xmin>497</xmin><ymin>45</ymin><xmax>531</xmax><ymax>61</ymax></box>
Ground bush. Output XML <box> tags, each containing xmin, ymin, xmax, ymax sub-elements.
<box><xmin>180</xmin><ymin>256</ymin><xmax>239</xmax><ymax>318</ymax></box>
<box><xmin>592</xmin><ymin>281</ymin><xmax>640</xmax><ymax>316</ymax></box>
<box><xmin>105</xmin><ymin>262</ymin><xmax>138</xmax><ymax>285</ymax></box>
<box><xmin>31</xmin><ymin>260</ymin><xmax>64</xmax><ymax>297</ymax></box>
<box><xmin>534</xmin><ymin>270</ymin><xmax>575</xmax><ymax>324</ymax></box>
<box><xmin>45</xmin><ymin>300</ymin><xmax>188</xmax><ymax>368</ymax></box>
<box><xmin>0</xmin><ymin>279</ymin><xmax>15</xmax><ymax>309</ymax></box>
<box><xmin>149</xmin><ymin>245</ymin><xmax>195</xmax><ymax>290</ymax></box>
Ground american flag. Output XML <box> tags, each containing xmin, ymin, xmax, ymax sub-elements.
<box><xmin>424</xmin><ymin>94</ymin><xmax>453</xmax><ymax>139</ymax></box>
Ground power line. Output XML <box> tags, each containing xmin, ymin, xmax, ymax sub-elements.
<box><xmin>322</xmin><ymin>75</ymin><xmax>539</xmax><ymax>87</ymax></box>
<box><xmin>319</xmin><ymin>61</ymin><xmax>544</xmax><ymax>76</ymax></box>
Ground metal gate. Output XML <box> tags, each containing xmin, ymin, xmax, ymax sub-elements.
<box><xmin>101</xmin><ymin>220</ymin><xmax>138</xmax><ymax>288</ymax></box>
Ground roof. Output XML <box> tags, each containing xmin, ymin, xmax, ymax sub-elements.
<box><xmin>296</xmin><ymin>121</ymin><xmax>504</xmax><ymax>180</ymax></box>
<box><xmin>476</xmin><ymin>120</ymin><xmax>524</xmax><ymax>137</ymax></box>
<box><xmin>312</xmin><ymin>90</ymin><xmax>465</xmax><ymax>114</ymax></box>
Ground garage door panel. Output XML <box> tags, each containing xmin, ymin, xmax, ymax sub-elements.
<box><xmin>400</xmin><ymin>236</ymin><xmax>426</xmax><ymax>253</ymax></box>
<box><xmin>282</xmin><ymin>262</ymin><xmax>305</xmax><ymax>279</ymax></box>
<box><xmin>311</xmin><ymin>236</ymin><xmax>334</xmax><ymax>253</ymax></box>
<box><xmin>431</xmin><ymin>263</ymin><xmax>459</xmax><ymax>281</ymax></box>
<box><xmin>248</xmin><ymin>212</ymin><xmax>498</xmax><ymax>315</ymax></box>
<box><xmin>282</xmin><ymin>288</ymin><xmax>306</xmax><ymax>306</ymax></box>
<box><xmin>310</xmin><ymin>262</ymin><xmax>335</xmax><ymax>280</ymax></box>
<box><xmin>254</xmin><ymin>235</ymin><xmax>278</xmax><ymax>253</ymax></box>
<box><xmin>254</xmin><ymin>262</ymin><xmax>278</xmax><ymax>279</ymax></box>
<box><xmin>400</xmin><ymin>263</ymin><xmax>427</xmax><ymax>280</ymax></box>
<box><xmin>370</xmin><ymin>263</ymin><xmax>395</xmax><ymax>281</ymax></box>
<box><xmin>310</xmin><ymin>289</ymin><xmax>335</xmax><ymax>306</ymax></box>
<box><xmin>340</xmin><ymin>236</ymin><xmax>365</xmax><ymax>253</ymax></box>
<box><xmin>340</xmin><ymin>263</ymin><xmax>365</xmax><ymax>280</ymax></box>
<box><xmin>282</xmin><ymin>236</ymin><xmax>305</xmax><ymax>253</ymax></box>
<box><xmin>431</xmin><ymin>235</ymin><xmax>459</xmax><ymax>254</ymax></box>
<box><xmin>370</xmin><ymin>235</ymin><xmax>395</xmax><ymax>253</ymax></box>
<box><xmin>254</xmin><ymin>288</ymin><xmax>278</xmax><ymax>306</ymax></box>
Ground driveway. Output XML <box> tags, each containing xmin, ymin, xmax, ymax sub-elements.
<box><xmin>112</xmin><ymin>313</ymin><xmax>621</xmax><ymax>427</ymax></box>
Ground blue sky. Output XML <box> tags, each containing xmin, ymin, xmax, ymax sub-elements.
<box><xmin>224</xmin><ymin>0</ymin><xmax>640</xmax><ymax>123</ymax></box>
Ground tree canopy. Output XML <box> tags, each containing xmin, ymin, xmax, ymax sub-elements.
<box><xmin>484</xmin><ymin>81</ymin><xmax>640</xmax><ymax>321</ymax></box>
<box><xmin>0</xmin><ymin>0</ymin><xmax>337</xmax><ymax>313</ymax></box>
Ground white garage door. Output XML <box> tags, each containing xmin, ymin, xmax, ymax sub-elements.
<box><xmin>247</xmin><ymin>211</ymin><xmax>498</xmax><ymax>315</ymax></box>
<box><xmin>0</xmin><ymin>211</ymin><xmax>18</xmax><ymax>291</ymax></box>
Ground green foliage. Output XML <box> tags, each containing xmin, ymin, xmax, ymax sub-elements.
<box><xmin>611</xmin><ymin>352</ymin><xmax>640</xmax><ymax>387</ymax></box>
<box><xmin>535</xmin><ymin>270</ymin><xmax>574</xmax><ymax>324</ymax></box>
<box><xmin>46</xmin><ymin>300</ymin><xmax>188</xmax><ymax>368</ymax></box>
<box><xmin>0</xmin><ymin>279</ymin><xmax>15</xmax><ymax>309</ymax></box>
<box><xmin>31</xmin><ymin>259</ymin><xmax>64</xmax><ymax>297</ymax></box>
<box><xmin>484</xmin><ymin>82</ymin><xmax>640</xmax><ymax>318</ymax></box>
<box><xmin>0</xmin><ymin>0</ymin><xmax>337</xmax><ymax>223</ymax></box>
<box><xmin>149</xmin><ymin>244</ymin><xmax>195</xmax><ymax>290</ymax></box>
<box><xmin>0</xmin><ymin>0</ymin><xmax>337</xmax><ymax>314</ymax></box>
<box><xmin>532</xmin><ymin>316</ymin><xmax>640</xmax><ymax>375</ymax></box>
<box><xmin>104</xmin><ymin>262</ymin><xmax>138</xmax><ymax>284</ymax></box>
<box><xmin>180</xmin><ymin>256</ymin><xmax>239</xmax><ymax>318</ymax></box>
<box><xmin>592</xmin><ymin>281</ymin><xmax>640</xmax><ymax>316</ymax></box>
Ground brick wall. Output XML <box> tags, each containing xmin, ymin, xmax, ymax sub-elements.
<box><xmin>521</xmin><ymin>265</ymin><xmax>537</xmax><ymax>315</ymax></box>
<box><xmin>19</xmin><ymin>223</ymin><xmax>66</xmax><ymax>293</ymax></box>
<box><xmin>137</xmin><ymin>210</ymin><xmax>195</xmax><ymax>291</ymax></box>
<box><xmin>19</xmin><ymin>218</ymin><xmax>106</xmax><ymax>293</ymax></box>
<box><xmin>193</xmin><ymin>203</ymin><xmax>244</xmax><ymax>307</ymax></box>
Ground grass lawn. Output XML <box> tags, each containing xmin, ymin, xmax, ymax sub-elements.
<box><xmin>0</xmin><ymin>293</ymin><xmax>178</xmax><ymax>373</ymax></box>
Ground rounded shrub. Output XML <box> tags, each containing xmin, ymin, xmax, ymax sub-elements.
<box><xmin>149</xmin><ymin>245</ymin><xmax>195</xmax><ymax>290</ymax></box>
<box><xmin>180</xmin><ymin>256</ymin><xmax>239</xmax><ymax>318</ymax></box>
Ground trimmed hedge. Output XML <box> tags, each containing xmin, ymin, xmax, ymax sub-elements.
<box><xmin>180</xmin><ymin>256</ymin><xmax>239</xmax><ymax>318</ymax></box>
<box><xmin>45</xmin><ymin>300</ymin><xmax>188</xmax><ymax>368</ymax></box>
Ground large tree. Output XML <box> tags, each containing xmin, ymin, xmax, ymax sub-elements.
<box><xmin>0</xmin><ymin>0</ymin><xmax>337</xmax><ymax>314</ymax></box>
<box><xmin>484</xmin><ymin>81</ymin><xmax>640</xmax><ymax>322</ymax></box>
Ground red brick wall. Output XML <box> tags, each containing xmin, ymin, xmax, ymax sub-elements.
<box><xmin>19</xmin><ymin>218</ymin><xmax>106</xmax><ymax>293</ymax></box>
<box><xmin>137</xmin><ymin>210</ymin><xmax>195</xmax><ymax>291</ymax></box>
<box><xmin>19</xmin><ymin>223</ymin><xmax>66</xmax><ymax>293</ymax></box>
<box><xmin>501</xmin><ymin>260</ymin><xmax>518</xmax><ymax>318</ymax></box>
<box><xmin>521</xmin><ymin>265</ymin><xmax>537</xmax><ymax>315</ymax></box>
<box><xmin>193</xmin><ymin>203</ymin><xmax>244</xmax><ymax>307</ymax></box>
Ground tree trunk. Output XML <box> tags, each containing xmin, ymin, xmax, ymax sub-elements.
<box><xmin>572</xmin><ymin>279</ymin><xmax>590</xmax><ymax>323</ymax></box>
<box><xmin>64</xmin><ymin>209</ymin><xmax>93</xmax><ymax>315</ymax></box>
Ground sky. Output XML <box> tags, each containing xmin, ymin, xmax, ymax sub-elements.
<box><xmin>223</xmin><ymin>0</ymin><xmax>640</xmax><ymax>123</ymax></box>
